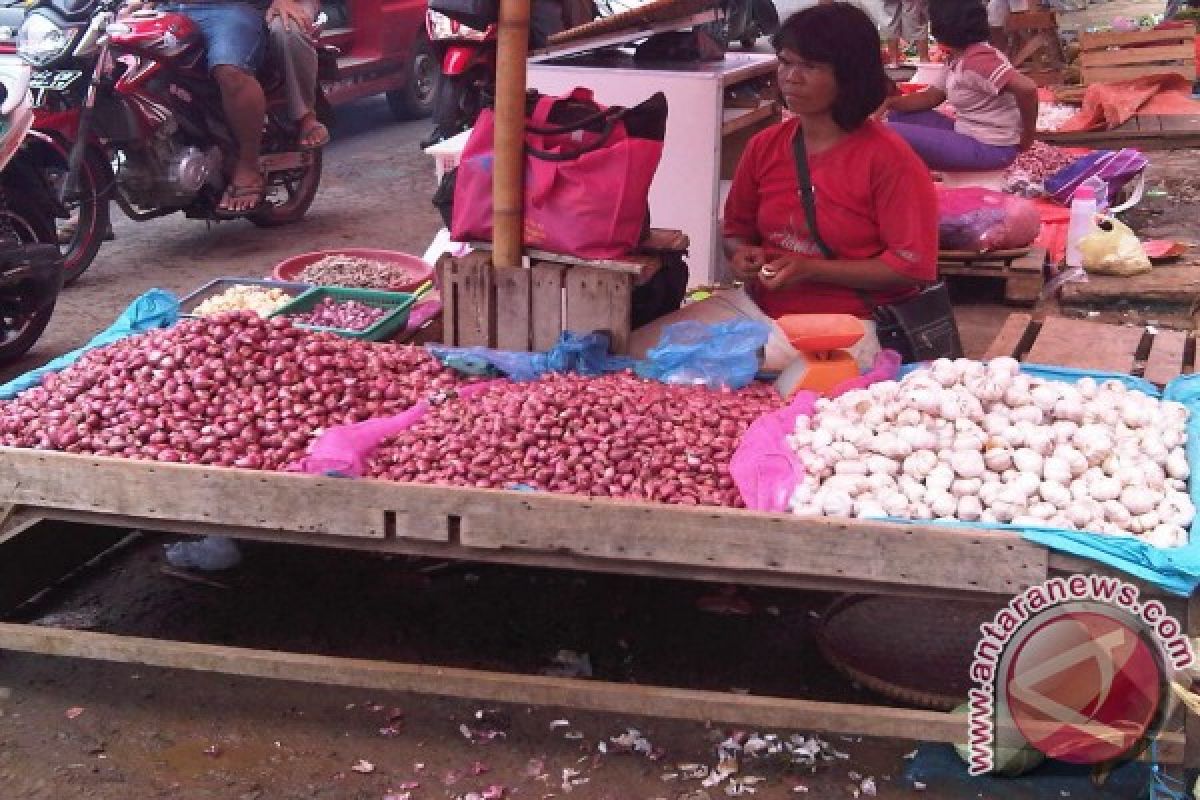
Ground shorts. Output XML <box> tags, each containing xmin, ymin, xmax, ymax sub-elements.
<box><xmin>882</xmin><ymin>0</ymin><xmax>928</xmax><ymax>43</ymax></box>
<box><xmin>986</xmin><ymin>0</ymin><xmax>1031</xmax><ymax>28</ymax></box>
<box><xmin>163</xmin><ymin>2</ymin><xmax>267</xmax><ymax>74</ymax></box>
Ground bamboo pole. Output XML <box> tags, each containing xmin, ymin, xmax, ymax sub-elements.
<box><xmin>492</xmin><ymin>0</ymin><xmax>532</xmax><ymax>268</ymax></box>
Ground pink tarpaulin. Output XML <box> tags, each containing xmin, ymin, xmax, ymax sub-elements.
<box><xmin>1060</xmin><ymin>74</ymin><xmax>1200</xmax><ymax>132</ymax></box>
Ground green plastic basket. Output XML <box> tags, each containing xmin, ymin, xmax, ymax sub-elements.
<box><xmin>270</xmin><ymin>281</ymin><xmax>432</xmax><ymax>341</ymax></box>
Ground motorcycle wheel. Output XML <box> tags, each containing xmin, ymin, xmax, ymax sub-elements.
<box><xmin>248</xmin><ymin>149</ymin><xmax>323</xmax><ymax>228</ymax></box>
<box><xmin>32</xmin><ymin>138</ymin><xmax>109</xmax><ymax>287</ymax></box>
<box><xmin>0</xmin><ymin>175</ymin><xmax>60</xmax><ymax>365</ymax></box>
<box><xmin>386</xmin><ymin>35</ymin><xmax>438</xmax><ymax>120</ymax></box>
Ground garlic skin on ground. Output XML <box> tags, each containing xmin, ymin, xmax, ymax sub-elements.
<box><xmin>787</xmin><ymin>358</ymin><xmax>1192</xmax><ymax>547</ymax></box>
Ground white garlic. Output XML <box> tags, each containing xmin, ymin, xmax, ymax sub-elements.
<box><xmin>1145</xmin><ymin>524</ymin><xmax>1188</xmax><ymax>549</ymax></box>
<box><xmin>865</xmin><ymin>454</ymin><xmax>900</xmax><ymax>476</ymax></box>
<box><xmin>1120</xmin><ymin>486</ymin><xmax>1159</xmax><ymax>516</ymax></box>
<box><xmin>1012</xmin><ymin>448</ymin><xmax>1043</xmax><ymax>475</ymax></box>
<box><xmin>984</xmin><ymin>447</ymin><xmax>1013</xmax><ymax>473</ymax></box>
<box><xmin>952</xmin><ymin>478</ymin><xmax>983</xmax><ymax>497</ymax></box>
<box><xmin>1030</xmin><ymin>384</ymin><xmax>1060</xmax><ymax>413</ymax></box>
<box><xmin>957</xmin><ymin>495</ymin><xmax>983</xmax><ymax>522</ymax></box>
<box><xmin>1029</xmin><ymin>502</ymin><xmax>1057</xmax><ymax>520</ymax></box>
<box><xmin>821</xmin><ymin>490</ymin><xmax>854</xmax><ymax>517</ymax></box>
<box><xmin>902</xmin><ymin>450</ymin><xmax>939</xmax><ymax>479</ymax></box>
<box><xmin>1065</xmin><ymin>502</ymin><xmax>1095</xmax><ymax>529</ymax></box>
<box><xmin>1039</xmin><ymin>481</ymin><xmax>1072</xmax><ymax>509</ymax></box>
<box><xmin>881</xmin><ymin>491</ymin><xmax>911</xmax><ymax>517</ymax></box>
<box><xmin>834</xmin><ymin>459</ymin><xmax>868</xmax><ymax>476</ymax></box>
<box><xmin>925</xmin><ymin>464</ymin><xmax>954</xmax><ymax>494</ymax></box>
<box><xmin>1089</xmin><ymin>476</ymin><xmax>1123</xmax><ymax>503</ymax></box>
<box><xmin>1102</xmin><ymin>499</ymin><xmax>1133</xmax><ymax>529</ymax></box>
<box><xmin>987</xmin><ymin>356</ymin><xmax>1021</xmax><ymax>378</ymax></box>
<box><xmin>1167</xmin><ymin>448</ymin><xmax>1190</xmax><ymax>481</ymax></box>
<box><xmin>950</xmin><ymin>450</ymin><xmax>986</xmax><ymax>479</ymax></box>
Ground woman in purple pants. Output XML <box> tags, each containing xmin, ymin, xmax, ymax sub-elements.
<box><xmin>883</xmin><ymin>0</ymin><xmax>1038</xmax><ymax>172</ymax></box>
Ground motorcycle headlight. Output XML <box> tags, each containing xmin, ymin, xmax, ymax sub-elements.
<box><xmin>17</xmin><ymin>13</ymin><xmax>75</xmax><ymax>67</ymax></box>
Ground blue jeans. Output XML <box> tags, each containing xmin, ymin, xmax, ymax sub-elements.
<box><xmin>163</xmin><ymin>2</ymin><xmax>266</xmax><ymax>74</ymax></box>
<box><xmin>888</xmin><ymin>110</ymin><xmax>1019</xmax><ymax>171</ymax></box>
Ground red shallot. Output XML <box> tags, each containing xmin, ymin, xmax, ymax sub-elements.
<box><xmin>0</xmin><ymin>313</ymin><xmax>464</xmax><ymax>469</ymax></box>
<box><xmin>289</xmin><ymin>297</ymin><xmax>389</xmax><ymax>331</ymax></box>
<box><xmin>367</xmin><ymin>372</ymin><xmax>781</xmax><ymax>507</ymax></box>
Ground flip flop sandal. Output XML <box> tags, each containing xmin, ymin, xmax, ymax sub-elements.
<box><xmin>299</xmin><ymin>122</ymin><xmax>330</xmax><ymax>151</ymax></box>
<box><xmin>215</xmin><ymin>181</ymin><xmax>266</xmax><ymax>219</ymax></box>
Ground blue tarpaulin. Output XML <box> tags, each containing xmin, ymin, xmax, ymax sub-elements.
<box><xmin>0</xmin><ymin>289</ymin><xmax>178</xmax><ymax>400</ymax></box>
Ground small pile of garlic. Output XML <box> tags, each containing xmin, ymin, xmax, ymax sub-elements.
<box><xmin>193</xmin><ymin>285</ymin><xmax>293</xmax><ymax>317</ymax></box>
<box><xmin>787</xmin><ymin>357</ymin><xmax>1194</xmax><ymax>549</ymax></box>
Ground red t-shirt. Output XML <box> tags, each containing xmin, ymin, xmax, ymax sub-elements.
<box><xmin>723</xmin><ymin>118</ymin><xmax>938</xmax><ymax>319</ymax></box>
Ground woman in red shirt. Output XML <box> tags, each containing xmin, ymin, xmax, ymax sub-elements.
<box><xmin>723</xmin><ymin>2</ymin><xmax>938</xmax><ymax>324</ymax></box>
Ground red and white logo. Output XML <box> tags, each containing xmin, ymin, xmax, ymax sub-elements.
<box><xmin>1002</xmin><ymin>606</ymin><xmax>1166</xmax><ymax>765</ymax></box>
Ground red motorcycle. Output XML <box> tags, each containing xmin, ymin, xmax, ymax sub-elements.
<box><xmin>422</xmin><ymin>7</ymin><xmax>495</xmax><ymax>148</ymax></box>
<box><xmin>15</xmin><ymin>0</ymin><xmax>330</xmax><ymax>283</ymax></box>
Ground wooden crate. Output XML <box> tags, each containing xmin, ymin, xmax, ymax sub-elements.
<box><xmin>1079</xmin><ymin>25</ymin><xmax>1197</xmax><ymax>85</ymax></box>
<box><xmin>438</xmin><ymin>251</ymin><xmax>637</xmax><ymax>354</ymax></box>
<box><xmin>938</xmin><ymin>247</ymin><xmax>1046</xmax><ymax>306</ymax></box>
<box><xmin>984</xmin><ymin>313</ymin><xmax>1195</xmax><ymax>385</ymax></box>
<box><xmin>1005</xmin><ymin>11</ymin><xmax>1067</xmax><ymax>87</ymax></box>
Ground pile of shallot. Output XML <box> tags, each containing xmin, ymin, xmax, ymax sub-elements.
<box><xmin>289</xmin><ymin>297</ymin><xmax>389</xmax><ymax>331</ymax></box>
<box><xmin>788</xmin><ymin>357</ymin><xmax>1194</xmax><ymax>548</ymax></box>
<box><xmin>368</xmin><ymin>372</ymin><xmax>781</xmax><ymax>506</ymax></box>
<box><xmin>0</xmin><ymin>313</ymin><xmax>464</xmax><ymax>469</ymax></box>
<box><xmin>1004</xmin><ymin>142</ymin><xmax>1075</xmax><ymax>196</ymax></box>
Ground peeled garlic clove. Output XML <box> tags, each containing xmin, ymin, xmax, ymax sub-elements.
<box><xmin>901</xmin><ymin>450</ymin><xmax>938</xmax><ymax>480</ymax></box>
<box><xmin>956</xmin><ymin>495</ymin><xmax>983</xmax><ymax>522</ymax></box>
<box><xmin>1167</xmin><ymin>448</ymin><xmax>1190</xmax><ymax>480</ymax></box>
<box><xmin>1039</xmin><ymin>481</ymin><xmax>1072</xmax><ymax>509</ymax></box>
<box><xmin>952</xmin><ymin>478</ymin><xmax>983</xmax><ymax>497</ymax></box>
<box><xmin>925</xmin><ymin>464</ymin><xmax>955</xmax><ymax>494</ymax></box>
<box><xmin>1065</xmin><ymin>502</ymin><xmax>1095</xmax><ymax>529</ymax></box>
<box><xmin>1089</xmin><ymin>476</ymin><xmax>1123</xmax><ymax>503</ymax></box>
<box><xmin>821</xmin><ymin>490</ymin><xmax>854</xmax><ymax>517</ymax></box>
<box><xmin>984</xmin><ymin>447</ymin><xmax>1013</xmax><ymax>473</ymax></box>
<box><xmin>1012</xmin><ymin>448</ymin><xmax>1043</xmax><ymax>475</ymax></box>
<box><xmin>987</xmin><ymin>356</ymin><xmax>1021</xmax><ymax>377</ymax></box>
<box><xmin>881</xmin><ymin>492</ymin><xmax>911</xmax><ymax>517</ymax></box>
<box><xmin>1030</xmin><ymin>384</ymin><xmax>1060</xmax><ymax>413</ymax></box>
<box><xmin>1041</xmin><ymin>456</ymin><xmax>1072</xmax><ymax>486</ymax></box>
<box><xmin>1120</xmin><ymin>486</ymin><xmax>1159</xmax><ymax>516</ymax></box>
<box><xmin>853</xmin><ymin>500</ymin><xmax>886</xmax><ymax>519</ymax></box>
<box><xmin>1102</xmin><ymin>499</ymin><xmax>1133</xmax><ymax>529</ymax></box>
<box><xmin>834</xmin><ymin>459</ymin><xmax>868</xmax><ymax>476</ymax></box>
<box><xmin>1144</xmin><ymin>524</ymin><xmax>1188</xmax><ymax>549</ymax></box>
<box><xmin>1013</xmin><ymin>472</ymin><xmax>1042</xmax><ymax>498</ymax></box>
<box><xmin>1029</xmin><ymin>502</ymin><xmax>1057</xmax><ymax>520</ymax></box>
<box><xmin>950</xmin><ymin>450</ymin><xmax>986</xmax><ymax>479</ymax></box>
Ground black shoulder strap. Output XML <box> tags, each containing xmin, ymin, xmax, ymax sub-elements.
<box><xmin>791</xmin><ymin>128</ymin><xmax>835</xmax><ymax>260</ymax></box>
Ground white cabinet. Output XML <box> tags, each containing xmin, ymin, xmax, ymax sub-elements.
<box><xmin>528</xmin><ymin>52</ymin><xmax>780</xmax><ymax>286</ymax></box>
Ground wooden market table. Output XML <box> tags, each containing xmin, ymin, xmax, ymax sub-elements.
<box><xmin>0</xmin><ymin>443</ymin><xmax>1196</xmax><ymax>766</ymax></box>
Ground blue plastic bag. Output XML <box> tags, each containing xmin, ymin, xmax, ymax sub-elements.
<box><xmin>428</xmin><ymin>331</ymin><xmax>635</xmax><ymax>382</ymax></box>
<box><xmin>635</xmin><ymin>319</ymin><xmax>768</xmax><ymax>390</ymax></box>
<box><xmin>0</xmin><ymin>288</ymin><xmax>179</xmax><ymax>400</ymax></box>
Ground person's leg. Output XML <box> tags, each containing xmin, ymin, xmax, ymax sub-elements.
<box><xmin>267</xmin><ymin>8</ymin><xmax>325</xmax><ymax>148</ymax></box>
<box><xmin>907</xmin><ymin>0</ymin><xmax>930</xmax><ymax>61</ymax></box>
<box><xmin>192</xmin><ymin>3</ymin><xmax>269</xmax><ymax>213</ymax></box>
<box><xmin>888</xmin><ymin>109</ymin><xmax>955</xmax><ymax>131</ymax></box>
<box><xmin>882</xmin><ymin>0</ymin><xmax>903</xmax><ymax>66</ymax></box>
<box><xmin>889</xmin><ymin>121</ymin><xmax>1018</xmax><ymax>171</ymax></box>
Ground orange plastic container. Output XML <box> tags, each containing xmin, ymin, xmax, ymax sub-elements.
<box><xmin>776</xmin><ymin>314</ymin><xmax>865</xmax><ymax>352</ymax></box>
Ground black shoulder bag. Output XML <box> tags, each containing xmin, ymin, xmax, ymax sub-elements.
<box><xmin>790</xmin><ymin>130</ymin><xmax>964</xmax><ymax>363</ymax></box>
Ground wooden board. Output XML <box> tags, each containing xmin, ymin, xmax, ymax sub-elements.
<box><xmin>1080</xmin><ymin>43</ymin><xmax>1195</xmax><ymax>68</ymax></box>
<box><xmin>1060</xmin><ymin>259</ymin><xmax>1200</xmax><ymax>305</ymax></box>
<box><xmin>939</xmin><ymin>248</ymin><xmax>1046</xmax><ymax>305</ymax></box>
<box><xmin>563</xmin><ymin>266</ymin><xmax>633</xmax><ymax>354</ymax></box>
<box><xmin>493</xmin><ymin>265</ymin><xmax>532</xmax><ymax>352</ymax></box>
<box><xmin>0</xmin><ymin>453</ymin><xmax>447</xmax><ymax>542</ymax></box>
<box><xmin>530</xmin><ymin>262</ymin><xmax>566</xmax><ymax>352</ymax></box>
<box><xmin>1143</xmin><ymin>329</ymin><xmax>1190</xmax><ymax>386</ymax></box>
<box><xmin>1078</xmin><ymin>26</ymin><xmax>1197</xmax><ymax>52</ymax></box>
<box><xmin>1082</xmin><ymin>64</ymin><xmax>1197</xmax><ymax>85</ymax></box>
<box><xmin>0</xmin><ymin>448</ymin><xmax>1049</xmax><ymax>596</ymax></box>
<box><xmin>1025</xmin><ymin>317</ymin><xmax>1147</xmax><ymax>373</ymax></box>
<box><xmin>983</xmin><ymin>313</ymin><xmax>1195</xmax><ymax>384</ymax></box>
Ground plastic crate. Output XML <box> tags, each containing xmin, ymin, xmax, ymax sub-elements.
<box><xmin>270</xmin><ymin>283</ymin><xmax>432</xmax><ymax>341</ymax></box>
<box><xmin>180</xmin><ymin>277</ymin><xmax>313</xmax><ymax>318</ymax></box>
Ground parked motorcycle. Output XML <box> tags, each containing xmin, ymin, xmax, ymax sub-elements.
<box><xmin>710</xmin><ymin>0</ymin><xmax>779</xmax><ymax>50</ymax></box>
<box><xmin>421</xmin><ymin>8</ymin><xmax>495</xmax><ymax>149</ymax></box>
<box><xmin>16</xmin><ymin>0</ymin><xmax>332</xmax><ymax>284</ymax></box>
<box><xmin>0</xmin><ymin>56</ymin><xmax>65</xmax><ymax>365</ymax></box>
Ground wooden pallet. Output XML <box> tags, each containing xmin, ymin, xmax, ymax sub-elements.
<box><xmin>938</xmin><ymin>247</ymin><xmax>1046</xmax><ymax>306</ymax></box>
<box><xmin>1059</xmin><ymin>256</ymin><xmax>1200</xmax><ymax>307</ymax></box>
<box><xmin>1079</xmin><ymin>25</ymin><xmax>1198</xmax><ymax>85</ymax></box>
<box><xmin>1041</xmin><ymin>114</ymin><xmax>1200</xmax><ymax>151</ymax></box>
<box><xmin>984</xmin><ymin>312</ymin><xmax>1195</xmax><ymax>385</ymax></box>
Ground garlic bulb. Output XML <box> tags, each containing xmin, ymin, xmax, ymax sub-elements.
<box><xmin>786</xmin><ymin>358</ymin><xmax>1192</xmax><ymax>546</ymax></box>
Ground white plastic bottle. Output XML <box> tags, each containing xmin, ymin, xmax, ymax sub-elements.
<box><xmin>1066</xmin><ymin>184</ymin><xmax>1098</xmax><ymax>269</ymax></box>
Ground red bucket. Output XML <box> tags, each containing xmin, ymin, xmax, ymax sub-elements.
<box><xmin>273</xmin><ymin>249</ymin><xmax>434</xmax><ymax>292</ymax></box>
<box><xmin>897</xmin><ymin>82</ymin><xmax>928</xmax><ymax>96</ymax></box>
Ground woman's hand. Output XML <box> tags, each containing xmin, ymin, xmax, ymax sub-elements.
<box><xmin>267</xmin><ymin>0</ymin><xmax>314</xmax><ymax>29</ymax></box>
<box><xmin>758</xmin><ymin>255</ymin><xmax>813</xmax><ymax>291</ymax></box>
<box><xmin>730</xmin><ymin>245</ymin><xmax>768</xmax><ymax>280</ymax></box>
